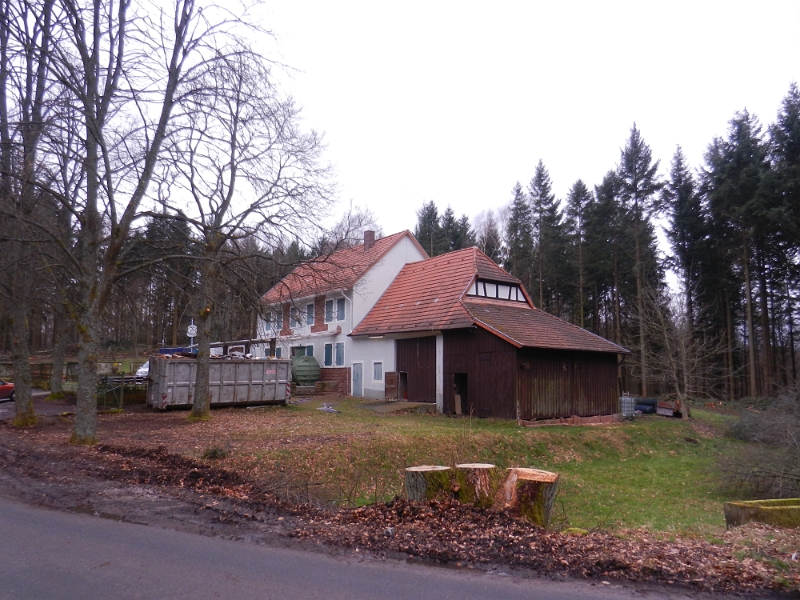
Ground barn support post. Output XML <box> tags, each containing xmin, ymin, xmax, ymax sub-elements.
<box><xmin>435</xmin><ymin>334</ymin><xmax>444</xmax><ymax>413</ymax></box>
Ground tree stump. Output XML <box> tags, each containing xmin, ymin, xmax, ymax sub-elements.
<box><xmin>454</xmin><ymin>463</ymin><xmax>501</xmax><ymax>508</ymax></box>
<box><xmin>496</xmin><ymin>467</ymin><xmax>559</xmax><ymax>528</ymax></box>
<box><xmin>404</xmin><ymin>465</ymin><xmax>451</xmax><ymax>501</ymax></box>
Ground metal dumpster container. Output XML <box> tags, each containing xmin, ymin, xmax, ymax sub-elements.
<box><xmin>146</xmin><ymin>357</ymin><xmax>291</xmax><ymax>410</ymax></box>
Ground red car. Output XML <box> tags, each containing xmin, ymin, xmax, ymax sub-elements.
<box><xmin>0</xmin><ymin>378</ymin><xmax>14</xmax><ymax>402</ymax></box>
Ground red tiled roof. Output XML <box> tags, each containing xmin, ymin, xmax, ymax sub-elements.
<box><xmin>262</xmin><ymin>231</ymin><xmax>425</xmax><ymax>304</ymax></box>
<box><xmin>350</xmin><ymin>248</ymin><xmax>481</xmax><ymax>334</ymax></box>
<box><xmin>351</xmin><ymin>246</ymin><xmax>628</xmax><ymax>355</ymax></box>
<box><xmin>464</xmin><ymin>300</ymin><xmax>628</xmax><ymax>354</ymax></box>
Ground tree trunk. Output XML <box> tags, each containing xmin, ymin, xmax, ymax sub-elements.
<box><xmin>49</xmin><ymin>303</ymin><xmax>69</xmax><ymax>395</ymax></box>
<box><xmin>756</xmin><ymin>246</ymin><xmax>773</xmax><ymax>396</ymax></box>
<box><xmin>454</xmin><ymin>463</ymin><xmax>501</xmax><ymax>508</ymax></box>
<box><xmin>634</xmin><ymin>215</ymin><xmax>647</xmax><ymax>396</ymax></box>
<box><xmin>496</xmin><ymin>467</ymin><xmax>559</xmax><ymax>528</ymax></box>
<box><xmin>190</xmin><ymin>305</ymin><xmax>212</xmax><ymax>421</ymax></box>
<box><xmin>578</xmin><ymin>235</ymin><xmax>584</xmax><ymax>328</ymax></box>
<box><xmin>190</xmin><ymin>259</ymin><xmax>217</xmax><ymax>421</ymax></box>
<box><xmin>10</xmin><ymin>290</ymin><xmax>35</xmax><ymax>427</ymax></box>
<box><xmin>742</xmin><ymin>241</ymin><xmax>759</xmax><ymax>398</ymax></box>
<box><xmin>405</xmin><ymin>466</ymin><xmax>451</xmax><ymax>501</ymax></box>
<box><xmin>725</xmin><ymin>291</ymin><xmax>736</xmax><ymax>400</ymax></box>
<box><xmin>72</xmin><ymin>310</ymin><xmax>99</xmax><ymax>445</ymax></box>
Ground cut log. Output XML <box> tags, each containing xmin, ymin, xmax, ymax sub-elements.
<box><xmin>454</xmin><ymin>463</ymin><xmax>501</xmax><ymax>508</ymax></box>
<box><xmin>496</xmin><ymin>467</ymin><xmax>559</xmax><ymax>528</ymax></box>
<box><xmin>404</xmin><ymin>465</ymin><xmax>451</xmax><ymax>501</ymax></box>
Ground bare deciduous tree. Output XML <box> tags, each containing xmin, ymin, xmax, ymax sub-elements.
<box><xmin>158</xmin><ymin>48</ymin><xmax>333</xmax><ymax>420</ymax></box>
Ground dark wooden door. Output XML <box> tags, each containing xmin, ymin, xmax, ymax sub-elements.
<box><xmin>395</xmin><ymin>337</ymin><xmax>436</xmax><ymax>402</ymax></box>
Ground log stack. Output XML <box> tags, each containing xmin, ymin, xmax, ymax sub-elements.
<box><xmin>404</xmin><ymin>465</ymin><xmax>451</xmax><ymax>501</ymax></box>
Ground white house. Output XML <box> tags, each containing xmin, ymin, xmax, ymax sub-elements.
<box><xmin>257</xmin><ymin>230</ymin><xmax>428</xmax><ymax>397</ymax></box>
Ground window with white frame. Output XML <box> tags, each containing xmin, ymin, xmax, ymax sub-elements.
<box><xmin>336</xmin><ymin>298</ymin><xmax>345</xmax><ymax>321</ymax></box>
<box><xmin>335</xmin><ymin>342</ymin><xmax>345</xmax><ymax>366</ymax></box>
<box><xmin>274</xmin><ymin>347</ymin><xmax>282</xmax><ymax>358</ymax></box>
<box><xmin>305</xmin><ymin>345</ymin><xmax>314</xmax><ymax>357</ymax></box>
<box><xmin>466</xmin><ymin>279</ymin><xmax>527</xmax><ymax>302</ymax></box>
<box><xmin>323</xmin><ymin>343</ymin><xmax>333</xmax><ymax>367</ymax></box>
<box><xmin>325</xmin><ymin>300</ymin><xmax>334</xmax><ymax>323</ymax></box>
<box><xmin>290</xmin><ymin>307</ymin><xmax>299</xmax><ymax>327</ymax></box>
<box><xmin>306</xmin><ymin>303</ymin><xmax>314</xmax><ymax>326</ymax></box>
<box><xmin>373</xmin><ymin>361</ymin><xmax>383</xmax><ymax>381</ymax></box>
<box><xmin>276</xmin><ymin>309</ymin><xmax>283</xmax><ymax>329</ymax></box>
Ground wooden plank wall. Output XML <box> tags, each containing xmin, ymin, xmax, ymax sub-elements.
<box><xmin>395</xmin><ymin>336</ymin><xmax>437</xmax><ymax>403</ymax></box>
<box><xmin>442</xmin><ymin>328</ymin><xmax>517</xmax><ymax>419</ymax></box>
<box><xmin>517</xmin><ymin>348</ymin><xmax>619</xmax><ymax>420</ymax></box>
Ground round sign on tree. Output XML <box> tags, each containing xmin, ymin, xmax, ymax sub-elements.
<box><xmin>187</xmin><ymin>324</ymin><xmax>198</xmax><ymax>337</ymax></box>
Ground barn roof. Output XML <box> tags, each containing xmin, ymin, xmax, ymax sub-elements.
<box><xmin>262</xmin><ymin>231</ymin><xmax>426</xmax><ymax>304</ymax></box>
<box><xmin>464</xmin><ymin>300</ymin><xmax>628</xmax><ymax>354</ymax></box>
<box><xmin>351</xmin><ymin>247</ymin><xmax>628</xmax><ymax>355</ymax></box>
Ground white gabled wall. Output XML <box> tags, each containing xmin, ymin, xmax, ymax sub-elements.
<box><xmin>351</xmin><ymin>235</ymin><xmax>427</xmax><ymax>328</ymax></box>
<box><xmin>347</xmin><ymin>234</ymin><xmax>426</xmax><ymax>398</ymax></box>
<box><xmin>253</xmin><ymin>233</ymin><xmax>427</xmax><ymax>397</ymax></box>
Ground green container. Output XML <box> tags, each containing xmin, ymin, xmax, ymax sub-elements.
<box><xmin>292</xmin><ymin>355</ymin><xmax>321</xmax><ymax>386</ymax></box>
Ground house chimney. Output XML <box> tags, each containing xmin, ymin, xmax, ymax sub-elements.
<box><xmin>363</xmin><ymin>230</ymin><xmax>375</xmax><ymax>252</ymax></box>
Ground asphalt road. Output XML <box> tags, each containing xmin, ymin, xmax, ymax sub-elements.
<box><xmin>0</xmin><ymin>497</ymin><xmax>694</xmax><ymax>600</ymax></box>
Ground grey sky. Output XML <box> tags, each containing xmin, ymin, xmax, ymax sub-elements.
<box><xmin>263</xmin><ymin>1</ymin><xmax>800</xmax><ymax>233</ymax></box>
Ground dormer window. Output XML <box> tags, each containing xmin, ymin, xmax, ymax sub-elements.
<box><xmin>467</xmin><ymin>279</ymin><xmax>527</xmax><ymax>302</ymax></box>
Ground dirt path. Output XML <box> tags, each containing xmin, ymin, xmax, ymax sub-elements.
<box><xmin>0</xmin><ymin>397</ymin><xmax>798</xmax><ymax>597</ymax></box>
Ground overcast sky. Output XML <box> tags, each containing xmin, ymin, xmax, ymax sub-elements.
<box><xmin>261</xmin><ymin>1</ymin><xmax>800</xmax><ymax>236</ymax></box>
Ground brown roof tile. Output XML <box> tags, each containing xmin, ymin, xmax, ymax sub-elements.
<box><xmin>464</xmin><ymin>300</ymin><xmax>629</xmax><ymax>354</ymax></box>
<box><xmin>352</xmin><ymin>247</ymin><xmax>628</xmax><ymax>355</ymax></box>
<box><xmin>262</xmin><ymin>231</ymin><xmax>425</xmax><ymax>304</ymax></box>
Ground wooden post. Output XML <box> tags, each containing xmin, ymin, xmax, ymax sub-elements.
<box><xmin>454</xmin><ymin>463</ymin><xmax>501</xmax><ymax>508</ymax></box>
<box><xmin>496</xmin><ymin>467</ymin><xmax>559</xmax><ymax>528</ymax></box>
<box><xmin>404</xmin><ymin>466</ymin><xmax>451</xmax><ymax>501</ymax></box>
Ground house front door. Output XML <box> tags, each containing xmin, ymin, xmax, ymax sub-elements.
<box><xmin>352</xmin><ymin>363</ymin><xmax>363</xmax><ymax>397</ymax></box>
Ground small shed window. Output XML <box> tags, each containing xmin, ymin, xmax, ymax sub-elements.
<box><xmin>373</xmin><ymin>361</ymin><xmax>383</xmax><ymax>381</ymax></box>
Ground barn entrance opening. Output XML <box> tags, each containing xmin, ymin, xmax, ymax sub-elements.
<box><xmin>453</xmin><ymin>373</ymin><xmax>468</xmax><ymax>415</ymax></box>
<box><xmin>398</xmin><ymin>372</ymin><xmax>408</xmax><ymax>400</ymax></box>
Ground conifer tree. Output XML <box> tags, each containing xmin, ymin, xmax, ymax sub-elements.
<box><xmin>529</xmin><ymin>160</ymin><xmax>566</xmax><ymax>312</ymax></box>
<box><xmin>703</xmin><ymin>110</ymin><xmax>770</xmax><ymax>397</ymax></box>
<box><xmin>504</xmin><ymin>182</ymin><xmax>535</xmax><ymax>289</ymax></box>
<box><xmin>617</xmin><ymin>124</ymin><xmax>662</xmax><ymax>395</ymax></box>
<box><xmin>440</xmin><ymin>206</ymin><xmax>474</xmax><ymax>252</ymax></box>
<box><xmin>414</xmin><ymin>201</ymin><xmax>447</xmax><ymax>256</ymax></box>
<box><xmin>565</xmin><ymin>179</ymin><xmax>593</xmax><ymax>328</ymax></box>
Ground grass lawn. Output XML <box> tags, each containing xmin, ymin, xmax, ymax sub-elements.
<box><xmin>210</xmin><ymin>398</ymin><xmax>744</xmax><ymax>536</ymax></box>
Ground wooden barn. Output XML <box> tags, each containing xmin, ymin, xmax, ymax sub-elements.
<box><xmin>351</xmin><ymin>248</ymin><xmax>628</xmax><ymax>421</ymax></box>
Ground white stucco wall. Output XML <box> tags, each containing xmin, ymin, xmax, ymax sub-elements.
<box><xmin>255</xmin><ymin>233</ymin><xmax>426</xmax><ymax>396</ymax></box>
<box><xmin>349</xmin><ymin>337</ymin><xmax>396</xmax><ymax>399</ymax></box>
